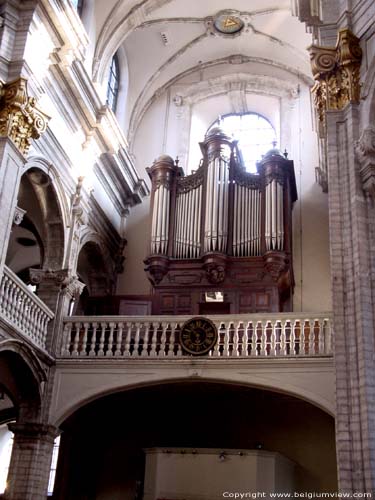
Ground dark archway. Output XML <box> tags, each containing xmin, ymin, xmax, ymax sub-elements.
<box><xmin>6</xmin><ymin>167</ymin><xmax>65</xmax><ymax>285</ymax></box>
<box><xmin>54</xmin><ymin>381</ymin><xmax>337</xmax><ymax>500</ymax></box>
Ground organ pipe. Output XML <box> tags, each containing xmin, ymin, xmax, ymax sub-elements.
<box><xmin>146</xmin><ymin>131</ymin><xmax>296</xmax><ymax>263</ymax></box>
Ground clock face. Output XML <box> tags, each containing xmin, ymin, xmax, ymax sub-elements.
<box><xmin>214</xmin><ymin>15</ymin><xmax>244</xmax><ymax>35</ymax></box>
<box><xmin>180</xmin><ymin>317</ymin><xmax>218</xmax><ymax>355</ymax></box>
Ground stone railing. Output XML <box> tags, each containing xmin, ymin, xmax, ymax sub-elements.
<box><xmin>60</xmin><ymin>313</ymin><xmax>332</xmax><ymax>358</ymax></box>
<box><xmin>0</xmin><ymin>266</ymin><xmax>54</xmax><ymax>349</ymax></box>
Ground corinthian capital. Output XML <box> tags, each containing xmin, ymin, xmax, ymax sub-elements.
<box><xmin>30</xmin><ymin>268</ymin><xmax>85</xmax><ymax>299</ymax></box>
<box><xmin>308</xmin><ymin>28</ymin><xmax>362</xmax><ymax>135</ymax></box>
<box><xmin>0</xmin><ymin>77</ymin><xmax>50</xmax><ymax>155</ymax></box>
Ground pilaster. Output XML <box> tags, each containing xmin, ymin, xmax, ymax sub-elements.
<box><xmin>326</xmin><ymin>105</ymin><xmax>375</xmax><ymax>492</ymax></box>
<box><xmin>29</xmin><ymin>268</ymin><xmax>85</xmax><ymax>354</ymax></box>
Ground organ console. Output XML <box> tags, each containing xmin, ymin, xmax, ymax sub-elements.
<box><xmin>144</xmin><ymin>126</ymin><xmax>297</xmax><ymax>315</ymax></box>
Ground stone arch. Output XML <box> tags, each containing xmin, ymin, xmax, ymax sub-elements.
<box><xmin>6</xmin><ymin>157</ymin><xmax>68</xmax><ymax>282</ymax></box>
<box><xmin>0</xmin><ymin>339</ymin><xmax>46</xmax><ymax>422</ymax></box>
<box><xmin>362</xmin><ymin>55</ymin><xmax>375</xmax><ymax>127</ymax></box>
<box><xmin>52</xmin><ymin>368</ymin><xmax>335</xmax><ymax>428</ymax></box>
<box><xmin>73</xmin><ymin>231</ymin><xmax>116</xmax><ymax>313</ymax></box>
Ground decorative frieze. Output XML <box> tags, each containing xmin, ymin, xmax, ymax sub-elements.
<box><xmin>0</xmin><ymin>77</ymin><xmax>50</xmax><ymax>155</ymax></box>
<box><xmin>308</xmin><ymin>28</ymin><xmax>362</xmax><ymax>135</ymax></box>
<box><xmin>355</xmin><ymin>126</ymin><xmax>375</xmax><ymax>198</ymax></box>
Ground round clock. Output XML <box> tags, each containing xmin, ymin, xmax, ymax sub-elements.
<box><xmin>214</xmin><ymin>14</ymin><xmax>244</xmax><ymax>35</ymax></box>
<box><xmin>179</xmin><ymin>317</ymin><xmax>218</xmax><ymax>355</ymax></box>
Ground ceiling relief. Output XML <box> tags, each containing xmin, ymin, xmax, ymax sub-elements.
<box><xmin>211</xmin><ymin>11</ymin><xmax>246</xmax><ymax>36</ymax></box>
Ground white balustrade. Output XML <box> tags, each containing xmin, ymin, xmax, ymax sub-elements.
<box><xmin>0</xmin><ymin>266</ymin><xmax>54</xmax><ymax>349</ymax></box>
<box><xmin>60</xmin><ymin>313</ymin><xmax>332</xmax><ymax>359</ymax></box>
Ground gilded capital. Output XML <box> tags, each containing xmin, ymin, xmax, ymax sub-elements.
<box><xmin>308</xmin><ymin>28</ymin><xmax>362</xmax><ymax>134</ymax></box>
<box><xmin>0</xmin><ymin>77</ymin><xmax>50</xmax><ymax>155</ymax></box>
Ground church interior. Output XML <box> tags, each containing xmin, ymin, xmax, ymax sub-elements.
<box><xmin>0</xmin><ymin>0</ymin><xmax>375</xmax><ymax>498</ymax></box>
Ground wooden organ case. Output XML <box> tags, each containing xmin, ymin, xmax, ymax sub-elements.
<box><xmin>144</xmin><ymin>127</ymin><xmax>297</xmax><ymax>315</ymax></box>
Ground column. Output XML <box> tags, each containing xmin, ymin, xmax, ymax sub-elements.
<box><xmin>0</xmin><ymin>78</ymin><xmax>49</xmax><ymax>278</ymax></box>
<box><xmin>5</xmin><ymin>422</ymin><xmax>57</xmax><ymax>500</ymax></box>
<box><xmin>29</xmin><ymin>269</ymin><xmax>85</xmax><ymax>354</ymax></box>
<box><xmin>309</xmin><ymin>30</ymin><xmax>375</xmax><ymax>491</ymax></box>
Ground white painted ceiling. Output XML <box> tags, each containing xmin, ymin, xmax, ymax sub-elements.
<box><xmin>90</xmin><ymin>0</ymin><xmax>313</xmax><ymax>137</ymax></box>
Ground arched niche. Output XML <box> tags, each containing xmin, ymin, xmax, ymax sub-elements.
<box><xmin>6</xmin><ymin>158</ymin><xmax>67</xmax><ymax>285</ymax></box>
<box><xmin>74</xmin><ymin>236</ymin><xmax>115</xmax><ymax>314</ymax></box>
<box><xmin>0</xmin><ymin>340</ymin><xmax>46</xmax><ymax>423</ymax></box>
<box><xmin>54</xmin><ymin>380</ymin><xmax>337</xmax><ymax>499</ymax></box>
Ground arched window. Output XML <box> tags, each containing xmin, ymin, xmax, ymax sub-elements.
<box><xmin>208</xmin><ymin>113</ymin><xmax>276</xmax><ymax>172</ymax></box>
<box><xmin>70</xmin><ymin>0</ymin><xmax>83</xmax><ymax>16</ymax></box>
<box><xmin>106</xmin><ymin>54</ymin><xmax>120</xmax><ymax>112</ymax></box>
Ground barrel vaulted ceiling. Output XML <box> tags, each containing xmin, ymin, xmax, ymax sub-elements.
<box><xmin>90</xmin><ymin>0</ymin><xmax>314</xmax><ymax>139</ymax></box>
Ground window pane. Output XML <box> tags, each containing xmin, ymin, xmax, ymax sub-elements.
<box><xmin>210</xmin><ymin>113</ymin><xmax>276</xmax><ymax>172</ymax></box>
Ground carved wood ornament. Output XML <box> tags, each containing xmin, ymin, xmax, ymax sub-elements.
<box><xmin>145</xmin><ymin>128</ymin><xmax>297</xmax><ymax>315</ymax></box>
<box><xmin>0</xmin><ymin>78</ymin><xmax>50</xmax><ymax>155</ymax></box>
<box><xmin>308</xmin><ymin>28</ymin><xmax>362</xmax><ymax>137</ymax></box>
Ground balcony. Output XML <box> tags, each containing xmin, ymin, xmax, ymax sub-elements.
<box><xmin>59</xmin><ymin>313</ymin><xmax>332</xmax><ymax>359</ymax></box>
<box><xmin>0</xmin><ymin>266</ymin><xmax>54</xmax><ymax>350</ymax></box>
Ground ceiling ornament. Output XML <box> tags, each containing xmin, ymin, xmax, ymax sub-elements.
<box><xmin>0</xmin><ymin>77</ymin><xmax>50</xmax><ymax>156</ymax></box>
<box><xmin>206</xmin><ymin>10</ymin><xmax>249</xmax><ymax>38</ymax></box>
<box><xmin>308</xmin><ymin>28</ymin><xmax>362</xmax><ymax>137</ymax></box>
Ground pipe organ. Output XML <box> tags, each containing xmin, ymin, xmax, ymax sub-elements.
<box><xmin>145</xmin><ymin>127</ymin><xmax>297</xmax><ymax>315</ymax></box>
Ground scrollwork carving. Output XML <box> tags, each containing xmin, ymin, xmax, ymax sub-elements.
<box><xmin>0</xmin><ymin>78</ymin><xmax>50</xmax><ymax>155</ymax></box>
<box><xmin>308</xmin><ymin>28</ymin><xmax>362</xmax><ymax>133</ymax></box>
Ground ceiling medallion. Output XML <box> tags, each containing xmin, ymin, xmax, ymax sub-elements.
<box><xmin>214</xmin><ymin>13</ymin><xmax>244</xmax><ymax>35</ymax></box>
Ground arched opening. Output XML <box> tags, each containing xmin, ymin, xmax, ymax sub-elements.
<box><xmin>208</xmin><ymin>113</ymin><xmax>277</xmax><ymax>172</ymax></box>
<box><xmin>74</xmin><ymin>241</ymin><xmax>114</xmax><ymax>315</ymax></box>
<box><xmin>5</xmin><ymin>167</ymin><xmax>65</xmax><ymax>287</ymax></box>
<box><xmin>54</xmin><ymin>381</ymin><xmax>337</xmax><ymax>499</ymax></box>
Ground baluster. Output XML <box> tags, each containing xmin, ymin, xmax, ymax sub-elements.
<box><xmin>279</xmin><ymin>320</ymin><xmax>286</xmax><ymax>356</ymax></box>
<box><xmin>40</xmin><ymin>313</ymin><xmax>48</xmax><ymax>348</ymax></box>
<box><xmin>310</xmin><ymin>320</ymin><xmax>317</xmax><ymax>355</ymax></box>
<box><xmin>291</xmin><ymin>320</ymin><xmax>298</xmax><ymax>356</ymax></box>
<box><xmin>175</xmin><ymin>323</ymin><xmax>182</xmax><ymax>356</ymax></box>
<box><xmin>301</xmin><ymin>320</ymin><xmax>306</xmax><ymax>355</ymax></box>
<box><xmin>98</xmin><ymin>322</ymin><xmax>107</xmax><ymax>356</ymax></box>
<box><xmin>89</xmin><ymin>322</ymin><xmax>98</xmax><ymax>356</ymax></box>
<box><xmin>213</xmin><ymin>323</ymin><xmax>222</xmax><ymax>357</ymax></box>
<box><xmin>106</xmin><ymin>322</ymin><xmax>115</xmax><ymax>356</ymax></box>
<box><xmin>150</xmin><ymin>322</ymin><xmax>158</xmax><ymax>357</ymax></box>
<box><xmin>233</xmin><ymin>322</ymin><xmax>240</xmax><ymax>356</ymax></box>
<box><xmin>317</xmin><ymin>318</ymin><xmax>324</xmax><ymax>354</ymax></box>
<box><xmin>141</xmin><ymin>322</ymin><xmax>150</xmax><ymax>357</ymax></box>
<box><xmin>242</xmin><ymin>322</ymin><xmax>249</xmax><ymax>357</ymax></box>
<box><xmin>80</xmin><ymin>322</ymin><xmax>89</xmax><ymax>356</ymax></box>
<box><xmin>223</xmin><ymin>321</ymin><xmax>231</xmax><ymax>356</ymax></box>
<box><xmin>71</xmin><ymin>322</ymin><xmax>80</xmax><ymax>356</ymax></box>
<box><xmin>160</xmin><ymin>323</ymin><xmax>168</xmax><ymax>356</ymax></box>
<box><xmin>260</xmin><ymin>321</ymin><xmax>267</xmax><ymax>356</ymax></box>
<box><xmin>29</xmin><ymin>303</ymin><xmax>37</xmax><ymax>342</ymax></box>
<box><xmin>168</xmin><ymin>323</ymin><xmax>176</xmax><ymax>356</ymax></box>
<box><xmin>124</xmin><ymin>322</ymin><xmax>132</xmax><ymax>356</ymax></box>
<box><xmin>34</xmin><ymin>308</ymin><xmax>42</xmax><ymax>346</ymax></box>
<box><xmin>1</xmin><ymin>276</ymin><xmax>10</xmax><ymax>314</ymax></box>
<box><xmin>133</xmin><ymin>322</ymin><xmax>141</xmax><ymax>356</ymax></box>
<box><xmin>61</xmin><ymin>322</ymin><xmax>73</xmax><ymax>356</ymax></box>
<box><xmin>24</xmin><ymin>297</ymin><xmax>33</xmax><ymax>335</ymax></box>
<box><xmin>115</xmin><ymin>322</ymin><xmax>124</xmax><ymax>356</ymax></box>
<box><xmin>5</xmin><ymin>281</ymin><xmax>16</xmax><ymax>318</ymax></box>
<box><xmin>324</xmin><ymin>318</ymin><xmax>332</xmax><ymax>354</ymax></box>
<box><xmin>270</xmin><ymin>321</ymin><xmax>276</xmax><ymax>356</ymax></box>
<box><xmin>0</xmin><ymin>275</ymin><xmax>7</xmax><ymax>311</ymax></box>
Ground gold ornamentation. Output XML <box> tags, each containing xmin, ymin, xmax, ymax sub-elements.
<box><xmin>308</xmin><ymin>28</ymin><xmax>362</xmax><ymax>135</ymax></box>
<box><xmin>0</xmin><ymin>77</ymin><xmax>50</xmax><ymax>155</ymax></box>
